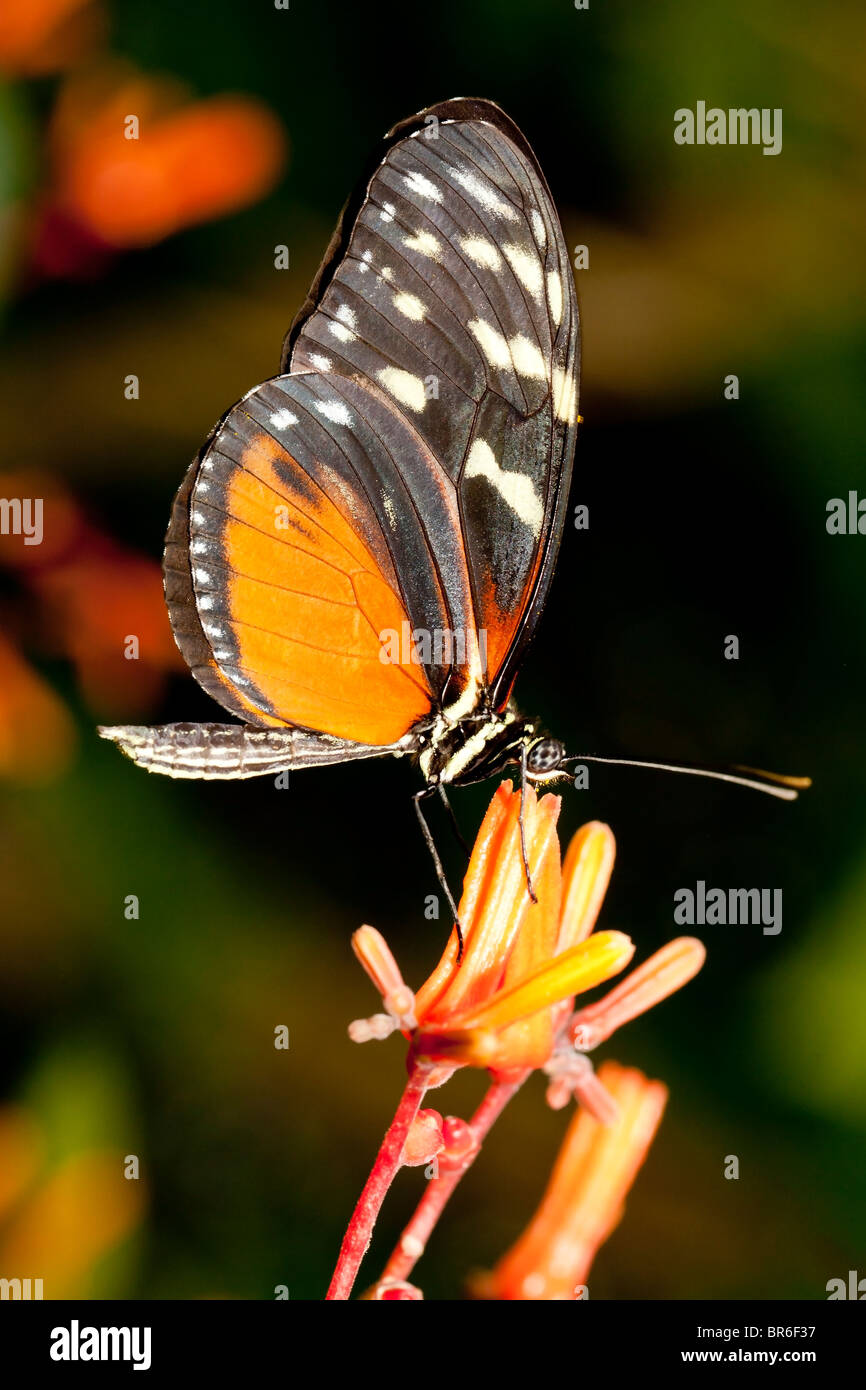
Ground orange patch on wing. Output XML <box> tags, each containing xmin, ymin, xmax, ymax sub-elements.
<box><xmin>214</xmin><ymin>434</ymin><xmax>433</xmax><ymax>744</ymax></box>
<box><xmin>476</xmin><ymin>567</ymin><xmax>537</xmax><ymax>683</ymax></box>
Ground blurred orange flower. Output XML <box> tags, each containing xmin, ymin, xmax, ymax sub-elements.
<box><xmin>0</xmin><ymin>1107</ymin><xmax>42</xmax><ymax>1220</ymax></box>
<box><xmin>0</xmin><ymin>0</ymin><xmax>104</xmax><ymax>77</ymax></box>
<box><xmin>32</xmin><ymin>540</ymin><xmax>183</xmax><ymax>714</ymax></box>
<box><xmin>45</xmin><ymin>61</ymin><xmax>287</xmax><ymax>249</ymax></box>
<box><xmin>482</xmin><ymin>1061</ymin><xmax>668</xmax><ymax>1300</ymax></box>
<box><xmin>0</xmin><ymin>472</ymin><xmax>184</xmax><ymax>734</ymax></box>
<box><xmin>0</xmin><ymin>631</ymin><xmax>76</xmax><ymax>782</ymax></box>
<box><xmin>0</xmin><ymin>1104</ymin><xmax>144</xmax><ymax>1299</ymax></box>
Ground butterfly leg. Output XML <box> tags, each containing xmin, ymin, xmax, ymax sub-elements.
<box><xmin>413</xmin><ymin>788</ymin><xmax>465</xmax><ymax>958</ymax></box>
<box><xmin>437</xmin><ymin>784</ymin><xmax>470</xmax><ymax>857</ymax></box>
<box><xmin>519</xmin><ymin>743</ymin><xmax>539</xmax><ymax>904</ymax></box>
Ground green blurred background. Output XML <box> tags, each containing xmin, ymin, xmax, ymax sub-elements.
<box><xmin>0</xmin><ymin>0</ymin><xmax>864</xmax><ymax>1299</ymax></box>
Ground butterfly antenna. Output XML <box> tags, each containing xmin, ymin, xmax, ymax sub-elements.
<box><xmin>563</xmin><ymin>755</ymin><xmax>811</xmax><ymax>802</ymax></box>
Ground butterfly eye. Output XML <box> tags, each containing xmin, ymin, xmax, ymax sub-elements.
<box><xmin>527</xmin><ymin>738</ymin><xmax>564</xmax><ymax>775</ymax></box>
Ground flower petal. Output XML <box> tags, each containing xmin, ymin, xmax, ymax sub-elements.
<box><xmin>444</xmin><ymin>931</ymin><xmax>635</xmax><ymax>1034</ymax></box>
<box><xmin>413</xmin><ymin>782</ymin><xmax>514</xmax><ymax>1019</ymax></box>
<box><xmin>571</xmin><ymin>937</ymin><xmax>706</xmax><ymax>1050</ymax></box>
<box><xmin>558</xmin><ymin>821</ymin><xmax>616</xmax><ymax>951</ymax></box>
<box><xmin>417</xmin><ymin>783</ymin><xmax>562</xmax><ymax>1026</ymax></box>
<box><xmin>490</xmin><ymin>806</ymin><xmax>563</xmax><ymax>1070</ymax></box>
<box><xmin>486</xmin><ymin>1062</ymin><xmax>667</xmax><ymax>1299</ymax></box>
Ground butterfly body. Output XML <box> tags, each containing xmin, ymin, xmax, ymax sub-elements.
<box><xmin>416</xmin><ymin>703</ymin><xmax>524</xmax><ymax>788</ymax></box>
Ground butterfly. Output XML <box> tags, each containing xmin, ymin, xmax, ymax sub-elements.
<box><xmin>100</xmin><ymin>97</ymin><xmax>807</xmax><ymax>923</ymax></box>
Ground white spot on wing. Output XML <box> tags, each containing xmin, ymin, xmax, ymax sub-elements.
<box><xmin>309</xmin><ymin>354</ymin><xmax>333</xmax><ymax>371</ymax></box>
<box><xmin>509</xmin><ymin>334</ymin><xmax>547</xmax><ymax>380</ymax></box>
<box><xmin>329</xmin><ymin>303</ymin><xmax>357</xmax><ymax>342</ymax></box>
<box><xmin>315</xmin><ymin>400</ymin><xmax>354</xmax><ymax>426</ymax></box>
<box><xmin>403</xmin><ymin>230</ymin><xmax>440</xmax><ymax>260</ymax></box>
<box><xmin>380</xmin><ymin>202</ymin><xmax>395</xmax><ymax>223</ymax></box>
<box><xmin>465</xmin><ymin>438</ymin><xmax>543</xmax><ymax>536</ymax></box>
<box><xmin>270</xmin><ymin>408</ymin><xmax>298</xmax><ymax>430</ymax></box>
<box><xmin>503</xmin><ymin>243</ymin><xmax>544</xmax><ymax>298</ymax></box>
<box><xmin>468</xmin><ymin>319</ymin><xmax>512</xmax><ymax>370</ymax></box>
<box><xmin>377</xmin><ymin>367</ymin><xmax>427</xmax><ymax>412</ymax></box>
<box><xmin>552</xmin><ymin>365</ymin><xmax>577</xmax><ymax>422</ymax></box>
<box><xmin>393</xmin><ymin>291</ymin><xmax>426</xmax><ymax>321</ymax></box>
<box><xmin>546</xmin><ymin>271</ymin><xmax>563</xmax><ymax>327</ymax></box>
<box><xmin>403</xmin><ymin>171</ymin><xmax>442</xmax><ymax>202</ymax></box>
<box><xmin>452</xmin><ymin>168</ymin><xmax>519</xmax><ymax>222</ymax></box>
<box><xmin>531</xmin><ymin>208</ymin><xmax>547</xmax><ymax>248</ymax></box>
<box><xmin>469</xmin><ymin>323</ymin><xmax>545</xmax><ymax>382</ymax></box>
<box><xmin>460</xmin><ymin>236</ymin><xmax>502</xmax><ymax>270</ymax></box>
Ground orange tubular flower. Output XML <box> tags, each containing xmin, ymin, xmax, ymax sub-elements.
<box><xmin>352</xmin><ymin>782</ymin><xmax>634</xmax><ymax>1082</ymax></box>
<box><xmin>46</xmin><ymin>62</ymin><xmax>286</xmax><ymax>249</ymax></box>
<box><xmin>0</xmin><ymin>632</ymin><xmax>76</xmax><ymax>782</ymax></box>
<box><xmin>340</xmin><ymin>785</ymin><xmax>706</xmax><ymax>1300</ymax></box>
<box><xmin>0</xmin><ymin>0</ymin><xmax>103</xmax><ymax>77</ymax></box>
<box><xmin>0</xmin><ymin>473</ymin><xmax>184</xmax><ymax>719</ymax></box>
<box><xmin>483</xmin><ymin>1061</ymin><xmax>668</xmax><ymax>1300</ymax></box>
<box><xmin>570</xmin><ymin>936</ymin><xmax>706</xmax><ymax>1051</ymax></box>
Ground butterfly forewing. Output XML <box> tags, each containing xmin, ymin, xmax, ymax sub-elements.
<box><xmin>285</xmin><ymin>98</ymin><xmax>579</xmax><ymax>706</ymax></box>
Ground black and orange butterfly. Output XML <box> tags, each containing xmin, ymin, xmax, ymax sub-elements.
<box><xmin>100</xmin><ymin>97</ymin><xmax>807</xmax><ymax>919</ymax></box>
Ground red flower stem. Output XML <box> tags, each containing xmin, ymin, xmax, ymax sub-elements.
<box><xmin>380</xmin><ymin>1073</ymin><xmax>527</xmax><ymax>1285</ymax></box>
<box><xmin>326</xmin><ymin>1064</ymin><xmax>430</xmax><ymax>1300</ymax></box>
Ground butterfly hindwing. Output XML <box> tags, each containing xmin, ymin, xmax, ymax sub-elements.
<box><xmin>165</xmin><ymin>369</ymin><xmax>490</xmax><ymax>744</ymax></box>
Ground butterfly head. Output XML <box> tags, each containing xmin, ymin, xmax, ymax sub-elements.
<box><xmin>524</xmin><ymin>734</ymin><xmax>568</xmax><ymax>782</ymax></box>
